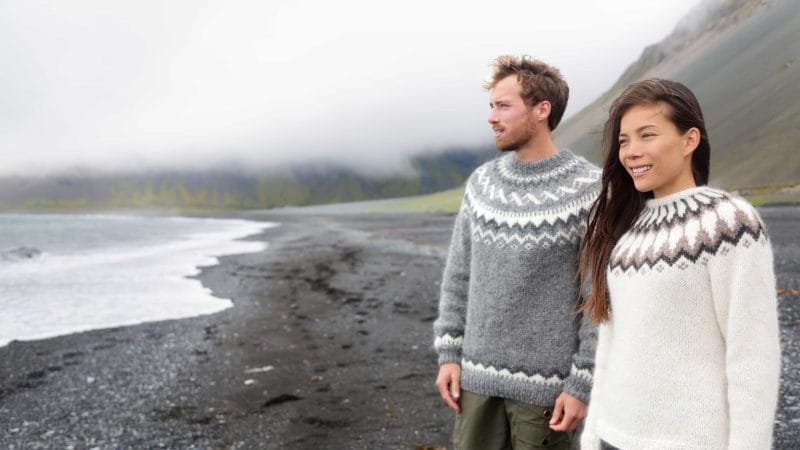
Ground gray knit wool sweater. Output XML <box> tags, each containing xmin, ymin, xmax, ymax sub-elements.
<box><xmin>434</xmin><ymin>149</ymin><xmax>601</xmax><ymax>405</ymax></box>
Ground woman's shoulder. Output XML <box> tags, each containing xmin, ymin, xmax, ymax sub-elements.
<box><xmin>633</xmin><ymin>186</ymin><xmax>770</xmax><ymax>260</ymax></box>
<box><xmin>692</xmin><ymin>186</ymin><xmax>771</xmax><ymax>253</ymax></box>
<box><xmin>694</xmin><ymin>186</ymin><xmax>765</xmax><ymax>227</ymax></box>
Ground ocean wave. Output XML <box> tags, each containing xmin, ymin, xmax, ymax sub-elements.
<box><xmin>1</xmin><ymin>246</ymin><xmax>42</xmax><ymax>261</ymax></box>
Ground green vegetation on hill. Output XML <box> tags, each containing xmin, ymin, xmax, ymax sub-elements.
<box><xmin>0</xmin><ymin>148</ymin><xmax>495</xmax><ymax>211</ymax></box>
<box><xmin>368</xmin><ymin>185</ymin><xmax>466</xmax><ymax>214</ymax></box>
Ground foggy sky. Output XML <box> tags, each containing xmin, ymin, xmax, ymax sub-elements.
<box><xmin>0</xmin><ymin>0</ymin><xmax>701</xmax><ymax>175</ymax></box>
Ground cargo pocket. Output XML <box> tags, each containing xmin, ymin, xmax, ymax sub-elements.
<box><xmin>510</xmin><ymin>403</ymin><xmax>572</xmax><ymax>449</ymax></box>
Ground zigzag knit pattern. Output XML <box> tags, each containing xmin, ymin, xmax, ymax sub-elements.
<box><xmin>610</xmin><ymin>188</ymin><xmax>767</xmax><ymax>275</ymax></box>
<box><xmin>434</xmin><ymin>149</ymin><xmax>601</xmax><ymax>406</ymax></box>
<box><xmin>461</xmin><ymin>360</ymin><xmax>594</xmax><ymax>385</ymax></box>
<box><xmin>463</xmin><ymin>155</ymin><xmax>599</xmax><ymax>251</ymax></box>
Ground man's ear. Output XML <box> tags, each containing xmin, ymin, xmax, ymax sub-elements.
<box><xmin>536</xmin><ymin>101</ymin><xmax>552</xmax><ymax>123</ymax></box>
<box><xmin>683</xmin><ymin>127</ymin><xmax>700</xmax><ymax>156</ymax></box>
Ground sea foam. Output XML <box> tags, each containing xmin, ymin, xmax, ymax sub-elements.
<box><xmin>0</xmin><ymin>214</ymin><xmax>275</xmax><ymax>347</ymax></box>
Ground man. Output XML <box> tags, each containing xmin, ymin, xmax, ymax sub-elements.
<box><xmin>433</xmin><ymin>55</ymin><xmax>600</xmax><ymax>449</ymax></box>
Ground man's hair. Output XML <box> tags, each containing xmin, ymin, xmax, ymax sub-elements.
<box><xmin>482</xmin><ymin>55</ymin><xmax>569</xmax><ymax>131</ymax></box>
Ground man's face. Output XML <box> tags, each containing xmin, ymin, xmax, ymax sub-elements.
<box><xmin>488</xmin><ymin>75</ymin><xmax>537</xmax><ymax>152</ymax></box>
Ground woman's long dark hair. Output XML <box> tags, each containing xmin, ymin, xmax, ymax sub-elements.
<box><xmin>580</xmin><ymin>79</ymin><xmax>711</xmax><ymax>323</ymax></box>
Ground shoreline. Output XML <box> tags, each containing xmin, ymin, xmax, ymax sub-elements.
<box><xmin>0</xmin><ymin>214</ymin><xmax>272</xmax><ymax>349</ymax></box>
<box><xmin>0</xmin><ymin>209</ymin><xmax>797</xmax><ymax>448</ymax></box>
<box><xmin>0</xmin><ymin>211</ymin><xmax>458</xmax><ymax>448</ymax></box>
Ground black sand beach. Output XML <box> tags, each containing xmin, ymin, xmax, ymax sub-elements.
<box><xmin>0</xmin><ymin>208</ymin><xmax>798</xmax><ymax>449</ymax></box>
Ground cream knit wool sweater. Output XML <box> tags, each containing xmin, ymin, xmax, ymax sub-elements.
<box><xmin>581</xmin><ymin>186</ymin><xmax>781</xmax><ymax>450</ymax></box>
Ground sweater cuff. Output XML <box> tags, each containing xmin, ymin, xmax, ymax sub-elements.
<box><xmin>437</xmin><ymin>351</ymin><xmax>462</xmax><ymax>366</ymax></box>
<box><xmin>434</xmin><ymin>334</ymin><xmax>463</xmax><ymax>366</ymax></box>
<box><xmin>562</xmin><ymin>365</ymin><xmax>593</xmax><ymax>404</ymax></box>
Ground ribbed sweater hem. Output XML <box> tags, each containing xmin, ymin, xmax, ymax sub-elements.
<box><xmin>461</xmin><ymin>361</ymin><xmax>565</xmax><ymax>407</ymax></box>
<box><xmin>587</xmin><ymin>422</ymin><xmax>727</xmax><ymax>450</ymax></box>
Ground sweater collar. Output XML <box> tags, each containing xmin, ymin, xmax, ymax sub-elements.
<box><xmin>501</xmin><ymin>149</ymin><xmax>573</xmax><ymax>177</ymax></box>
<box><xmin>644</xmin><ymin>186</ymin><xmax>713</xmax><ymax>209</ymax></box>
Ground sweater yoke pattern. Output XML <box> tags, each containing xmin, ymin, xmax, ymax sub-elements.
<box><xmin>610</xmin><ymin>188</ymin><xmax>768</xmax><ymax>276</ymax></box>
<box><xmin>465</xmin><ymin>155</ymin><xmax>600</xmax><ymax>251</ymax></box>
<box><xmin>465</xmin><ymin>193</ymin><xmax>590</xmax><ymax>251</ymax></box>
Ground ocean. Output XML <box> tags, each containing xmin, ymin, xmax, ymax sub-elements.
<box><xmin>0</xmin><ymin>213</ymin><xmax>274</xmax><ymax>347</ymax></box>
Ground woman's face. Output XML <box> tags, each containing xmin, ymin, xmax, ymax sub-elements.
<box><xmin>618</xmin><ymin>102</ymin><xmax>699</xmax><ymax>199</ymax></box>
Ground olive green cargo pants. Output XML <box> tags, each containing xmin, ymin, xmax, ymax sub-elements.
<box><xmin>453</xmin><ymin>390</ymin><xmax>573</xmax><ymax>450</ymax></box>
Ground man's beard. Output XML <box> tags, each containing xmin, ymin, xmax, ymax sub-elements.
<box><xmin>497</xmin><ymin>142</ymin><xmax>520</xmax><ymax>152</ymax></box>
<box><xmin>496</xmin><ymin>126</ymin><xmax>535</xmax><ymax>152</ymax></box>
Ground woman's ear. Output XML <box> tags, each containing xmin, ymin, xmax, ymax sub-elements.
<box><xmin>683</xmin><ymin>127</ymin><xmax>700</xmax><ymax>156</ymax></box>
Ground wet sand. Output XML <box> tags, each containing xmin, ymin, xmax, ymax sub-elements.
<box><xmin>0</xmin><ymin>207</ymin><xmax>797</xmax><ymax>449</ymax></box>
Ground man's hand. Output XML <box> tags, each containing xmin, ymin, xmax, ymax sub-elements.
<box><xmin>549</xmin><ymin>391</ymin><xmax>587</xmax><ymax>432</ymax></box>
<box><xmin>435</xmin><ymin>363</ymin><xmax>461</xmax><ymax>413</ymax></box>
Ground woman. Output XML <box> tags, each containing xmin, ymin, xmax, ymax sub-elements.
<box><xmin>579</xmin><ymin>79</ymin><xmax>780</xmax><ymax>449</ymax></box>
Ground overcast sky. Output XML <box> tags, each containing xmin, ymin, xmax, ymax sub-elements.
<box><xmin>0</xmin><ymin>0</ymin><xmax>702</xmax><ymax>175</ymax></box>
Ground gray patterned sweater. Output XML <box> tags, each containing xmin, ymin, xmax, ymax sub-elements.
<box><xmin>434</xmin><ymin>149</ymin><xmax>601</xmax><ymax>405</ymax></box>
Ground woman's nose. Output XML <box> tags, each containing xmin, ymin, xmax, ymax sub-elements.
<box><xmin>621</xmin><ymin>142</ymin><xmax>642</xmax><ymax>160</ymax></box>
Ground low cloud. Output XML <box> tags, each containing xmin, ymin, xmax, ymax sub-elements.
<box><xmin>0</xmin><ymin>0</ymin><xmax>700</xmax><ymax>175</ymax></box>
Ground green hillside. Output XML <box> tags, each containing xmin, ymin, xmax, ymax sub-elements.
<box><xmin>555</xmin><ymin>0</ymin><xmax>800</xmax><ymax>193</ymax></box>
<box><xmin>0</xmin><ymin>148</ymin><xmax>494</xmax><ymax>212</ymax></box>
<box><xmin>378</xmin><ymin>0</ymin><xmax>800</xmax><ymax>213</ymax></box>
<box><xmin>368</xmin><ymin>186</ymin><xmax>466</xmax><ymax>214</ymax></box>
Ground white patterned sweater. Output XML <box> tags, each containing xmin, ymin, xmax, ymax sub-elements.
<box><xmin>434</xmin><ymin>149</ymin><xmax>601</xmax><ymax>405</ymax></box>
<box><xmin>581</xmin><ymin>186</ymin><xmax>781</xmax><ymax>450</ymax></box>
